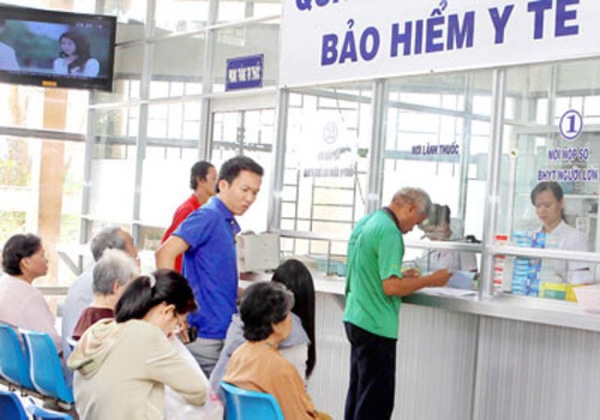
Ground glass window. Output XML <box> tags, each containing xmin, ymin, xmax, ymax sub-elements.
<box><xmin>210</xmin><ymin>18</ymin><xmax>279</xmax><ymax>92</ymax></box>
<box><xmin>0</xmin><ymin>136</ymin><xmax>84</xmax><ymax>288</ymax></box>
<box><xmin>0</xmin><ymin>85</ymin><xmax>89</xmax><ymax>133</ymax></box>
<box><xmin>154</xmin><ymin>0</ymin><xmax>210</xmax><ymax>34</ymax></box>
<box><xmin>94</xmin><ymin>43</ymin><xmax>144</xmax><ymax>104</ymax></box>
<box><xmin>149</xmin><ymin>34</ymin><xmax>205</xmax><ymax>99</ymax></box>
<box><xmin>383</xmin><ymin>71</ymin><xmax>493</xmax><ymax>273</ymax></box>
<box><xmin>87</xmin><ymin>106</ymin><xmax>138</xmax><ymax>223</ymax></box>
<box><xmin>104</xmin><ymin>2</ymin><xmax>148</xmax><ymax>43</ymax></box>
<box><xmin>281</xmin><ymin>84</ymin><xmax>372</xmax><ymax>272</ymax></box>
<box><xmin>497</xmin><ymin>59</ymin><xmax>600</xmax><ymax>296</ymax></box>
<box><xmin>138</xmin><ymin>100</ymin><xmax>203</xmax><ymax>248</ymax></box>
<box><xmin>210</xmin><ymin>108</ymin><xmax>275</xmax><ymax>233</ymax></box>
<box><xmin>217</xmin><ymin>0</ymin><xmax>281</xmax><ymax>23</ymax></box>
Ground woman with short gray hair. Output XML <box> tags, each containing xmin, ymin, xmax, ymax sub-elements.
<box><xmin>71</xmin><ymin>248</ymin><xmax>138</xmax><ymax>340</ymax></box>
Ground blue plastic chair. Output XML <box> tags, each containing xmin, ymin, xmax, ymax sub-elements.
<box><xmin>0</xmin><ymin>323</ymin><xmax>35</xmax><ymax>391</ymax></box>
<box><xmin>21</xmin><ymin>330</ymin><xmax>74</xmax><ymax>407</ymax></box>
<box><xmin>0</xmin><ymin>389</ymin><xmax>72</xmax><ymax>419</ymax></box>
<box><xmin>220</xmin><ymin>381</ymin><xmax>284</xmax><ymax>420</ymax></box>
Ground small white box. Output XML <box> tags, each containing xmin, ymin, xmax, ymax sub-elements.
<box><xmin>574</xmin><ymin>284</ymin><xmax>600</xmax><ymax>314</ymax></box>
<box><xmin>236</xmin><ymin>233</ymin><xmax>280</xmax><ymax>273</ymax></box>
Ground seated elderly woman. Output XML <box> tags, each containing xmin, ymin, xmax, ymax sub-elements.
<box><xmin>0</xmin><ymin>233</ymin><xmax>62</xmax><ymax>352</ymax></box>
<box><xmin>210</xmin><ymin>259</ymin><xmax>317</xmax><ymax>402</ymax></box>
<box><xmin>68</xmin><ymin>269</ymin><xmax>207</xmax><ymax>419</ymax></box>
<box><xmin>223</xmin><ymin>282</ymin><xmax>330</xmax><ymax>420</ymax></box>
<box><xmin>71</xmin><ymin>248</ymin><xmax>139</xmax><ymax>340</ymax></box>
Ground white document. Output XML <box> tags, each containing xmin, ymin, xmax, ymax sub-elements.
<box><xmin>446</xmin><ymin>271</ymin><xmax>476</xmax><ymax>289</ymax></box>
<box><xmin>421</xmin><ymin>287</ymin><xmax>477</xmax><ymax>297</ymax></box>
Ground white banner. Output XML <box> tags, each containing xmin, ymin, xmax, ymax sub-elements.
<box><xmin>280</xmin><ymin>0</ymin><xmax>600</xmax><ymax>87</ymax></box>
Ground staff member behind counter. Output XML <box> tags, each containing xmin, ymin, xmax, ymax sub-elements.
<box><xmin>530</xmin><ymin>181</ymin><xmax>592</xmax><ymax>284</ymax></box>
<box><xmin>415</xmin><ymin>203</ymin><xmax>478</xmax><ymax>273</ymax></box>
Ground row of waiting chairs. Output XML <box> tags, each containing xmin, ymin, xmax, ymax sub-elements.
<box><xmin>0</xmin><ymin>323</ymin><xmax>73</xmax><ymax>419</ymax></box>
<box><xmin>1</xmin><ymin>322</ymin><xmax>286</xmax><ymax>420</ymax></box>
<box><xmin>0</xmin><ymin>389</ymin><xmax>71</xmax><ymax>420</ymax></box>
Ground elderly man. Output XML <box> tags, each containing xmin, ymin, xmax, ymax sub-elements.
<box><xmin>62</xmin><ymin>226</ymin><xmax>138</xmax><ymax>355</ymax></box>
<box><xmin>343</xmin><ymin>187</ymin><xmax>452</xmax><ymax>420</ymax></box>
<box><xmin>71</xmin><ymin>248</ymin><xmax>138</xmax><ymax>340</ymax></box>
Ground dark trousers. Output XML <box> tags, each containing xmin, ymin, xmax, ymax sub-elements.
<box><xmin>344</xmin><ymin>322</ymin><xmax>397</xmax><ymax>420</ymax></box>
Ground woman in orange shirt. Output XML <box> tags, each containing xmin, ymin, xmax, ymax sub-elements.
<box><xmin>223</xmin><ymin>282</ymin><xmax>330</xmax><ymax>420</ymax></box>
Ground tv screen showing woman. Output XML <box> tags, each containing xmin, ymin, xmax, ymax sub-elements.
<box><xmin>0</xmin><ymin>5</ymin><xmax>116</xmax><ymax>91</ymax></box>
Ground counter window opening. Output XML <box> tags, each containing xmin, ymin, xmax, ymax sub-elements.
<box><xmin>278</xmin><ymin>73</ymin><xmax>489</xmax><ymax>288</ymax></box>
<box><xmin>378</xmin><ymin>71</ymin><xmax>490</xmax><ymax>286</ymax></box>
<box><xmin>278</xmin><ymin>61</ymin><xmax>600</xmax><ymax>304</ymax></box>
<box><xmin>495</xmin><ymin>59</ymin><xmax>600</xmax><ymax>300</ymax></box>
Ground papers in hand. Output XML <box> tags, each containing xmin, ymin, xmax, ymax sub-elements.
<box><xmin>446</xmin><ymin>271</ymin><xmax>476</xmax><ymax>289</ymax></box>
<box><xmin>420</xmin><ymin>271</ymin><xmax>477</xmax><ymax>297</ymax></box>
<box><xmin>421</xmin><ymin>287</ymin><xmax>477</xmax><ymax>297</ymax></box>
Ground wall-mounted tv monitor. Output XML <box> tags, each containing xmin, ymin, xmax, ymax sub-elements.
<box><xmin>0</xmin><ymin>5</ymin><xmax>116</xmax><ymax>91</ymax></box>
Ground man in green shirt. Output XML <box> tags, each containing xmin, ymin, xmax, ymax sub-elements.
<box><xmin>343</xmin><ymin>187</ymin><xmax>452</xmax><ymax>420</ymax></box>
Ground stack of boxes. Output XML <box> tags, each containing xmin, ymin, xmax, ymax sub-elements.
<box><xmin>511</xmin><ymin>231</ymin><xmax>545</xmax><ymax>297</ymax></box>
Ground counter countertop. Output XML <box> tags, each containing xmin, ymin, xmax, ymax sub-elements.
<box><xmin>239</xmin><ymin>272</ymin><xmax>600</xmax><ymax>333</ymax></box>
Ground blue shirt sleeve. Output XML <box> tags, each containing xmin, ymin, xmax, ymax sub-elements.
<box><xmin>173</xmin><ymin>207</ymin><xmax>217</xmax><ymax>250</ymax></box>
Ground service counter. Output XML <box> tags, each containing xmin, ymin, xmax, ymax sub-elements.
<box><xmin>243</xmin><ymin>271</ymin><xmax>600</xmax><ymax>332</ymax></box>
<box><xmin>242</xmin><ymin>272</ymin><xmax>600</xmax><ymax>420</ymax></box>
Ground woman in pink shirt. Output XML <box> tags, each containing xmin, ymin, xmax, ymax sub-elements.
<box><xmin>0</xmin><ymin>233</ymin><xmax>61</xmax><ymax>353</ymax></box>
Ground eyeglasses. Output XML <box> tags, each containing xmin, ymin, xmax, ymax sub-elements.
<box><xmin>172</xmin><ymin>311</ymin><xmax>187</xmax><ymax>335</ymax></box>
<box><xmin>171</xmin><ymin>310</ymin><xmax>198</xmax><ymax>343</ymax></box>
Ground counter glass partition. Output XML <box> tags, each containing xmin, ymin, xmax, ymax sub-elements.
<box><xmin>210</xmin><ymin>108</ymin><xmax>275</xmax><ymax>234</ymax></box>
<box><xmin>382</xmin><ymin>71</ymin><xmax>492</xmax><ymax>279</ymax></box>
<box><xmin>280</xmin><ymin>84</ymin><xmax>372</xmax><ymax>272</ymax></box>
<box><xmin>87</xmin><ymin>105</ymin><xmax>138</xmax><ymax>224</ymax></box>
<box><xmin>496</xmin><ymin>58</ymin><xmax>600</xmax><ymax>298</ymax></box>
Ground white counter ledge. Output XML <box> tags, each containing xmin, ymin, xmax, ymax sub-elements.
<box><xmin>240</xmin><ymin>271</ymin><xmax>600</xmax><ymax>333</ymax></box>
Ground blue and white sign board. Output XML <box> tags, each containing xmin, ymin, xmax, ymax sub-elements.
<box><xmin>280</xmin><ymin>0</ymin><xmax>600</xmax><ymax>87</ymax></box>
<box><xmin>226</xmin><ymin>54</ymin><xmax>264</xmax><ymax>91</ymax></box>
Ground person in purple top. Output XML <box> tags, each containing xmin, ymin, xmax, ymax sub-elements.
<box><xmin>156</xmin><ymin>155</ymin><xmax>263</xmax><ymax>377</ymax></box>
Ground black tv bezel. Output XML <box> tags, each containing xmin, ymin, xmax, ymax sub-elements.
<box><xmin>0</xmin><ymin>5</ymin><xmax>117</xmax><ymax>92</ymax></box>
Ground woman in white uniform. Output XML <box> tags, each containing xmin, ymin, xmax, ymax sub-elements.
<box><xmin>530</xmin><ymin>181</ymin><xmax>591</xmax><ymax>284</ymax></box>
<box><xmin>417</xmin><ymin>204</ymin><xmax>477</xmax><ymax>273</ymax></box>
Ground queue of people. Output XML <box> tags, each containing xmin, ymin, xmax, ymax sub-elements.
<box><xmin>0</xmin><ymin>155</ymin><xmax>596</xmax><ymax>420</ymax></box>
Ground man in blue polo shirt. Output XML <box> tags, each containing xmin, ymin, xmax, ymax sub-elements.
<box><xmin>156</xmin><ymin>155</ymin><xmax>263</xmax><ymax>376</ymax></box>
